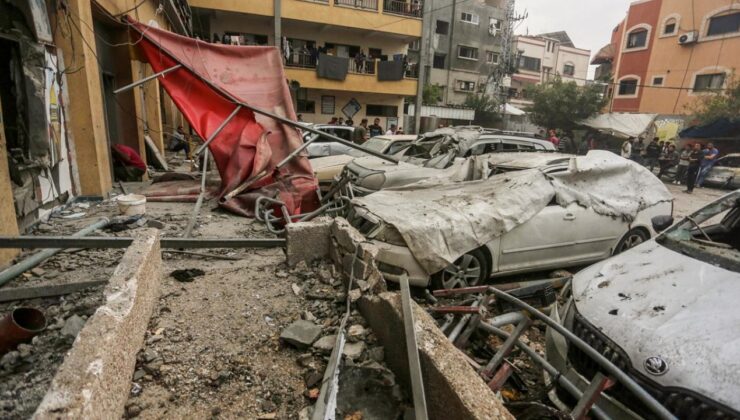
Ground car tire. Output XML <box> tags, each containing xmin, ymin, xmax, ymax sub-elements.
<box><xmin>431</xmin><ymin>248</ymin><xmax>490</xmax><ymax>290</ymax></box>
<box><xmin>613</xmin><ymin>228</ymin><xmax>649</xmax><ymax>255</ymax></box>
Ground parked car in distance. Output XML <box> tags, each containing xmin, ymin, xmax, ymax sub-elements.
<box><xmin>545</xmin><ymin>190</ymin><xmax>740</xmax><ymax>419</ymax></box>
<box><xmin>347</xmin><ymin>151</ymin><xmax>673</xmax><ymax>289</ymax></box>
<box><xmin>309</xmin><ymin>135</ymin><xmax>416</xmax><ymax>189</ymax></box>
<box><xmin>302</xmin><ymin>124</ymin><xmax>355</xmax><ymax>158</ymax></box>
<box><xmin>703</xmin><ymin>153</ymin><xmax>740</xmax><ymax>189</ymax></box>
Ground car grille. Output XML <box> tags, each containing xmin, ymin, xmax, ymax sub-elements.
<box><xmin>345</xmin><ymin>208</ymin><xmax>379</xmax><ymax>235</ymax></box>
<box><xmin>568</xmin><ymin>310</ymin><xmax>738</xmax><ymax>420</ymax></box>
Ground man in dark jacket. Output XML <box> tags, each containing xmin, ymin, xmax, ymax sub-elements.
<box><xmin>684</xmin><ymin>143</ymin><xmax>703</xmax><ymax>194</ymax></box>
<box><xmin>644</xmin><ymin>137</ymin><xmax>661</xmax><ymax>172</ymax></box>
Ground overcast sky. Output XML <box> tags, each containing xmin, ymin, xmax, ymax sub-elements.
<box><xmin>513</xmin><ymin>0</ymin><xmax>634</xmax><ymax>78</ymax></box>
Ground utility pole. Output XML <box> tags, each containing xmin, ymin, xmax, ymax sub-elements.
<box><xmin>413</xmin><ymin>0</ymin><xmax>432</xmax><ymax>134</ymax></box>
<box><xmin>485</xmin><ymin>0</ymin><xmax>525</xmax><ymax>129</ymax></box>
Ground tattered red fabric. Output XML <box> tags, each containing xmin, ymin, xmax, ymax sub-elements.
<box><xmin>128</xmin><ymin>19</ymin><xmax>318</xmax><ymax>217</ymax></box>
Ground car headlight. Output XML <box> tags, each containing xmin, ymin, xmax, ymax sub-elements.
<box><xmin>374</xmin><ymin>225</ymin><xmax>406</xmax><ymax>246</ymax></box>
<box><xmin>358</xmin><ymin>172</ymin><xmax>386</xmax><ymax>190</ymax></box>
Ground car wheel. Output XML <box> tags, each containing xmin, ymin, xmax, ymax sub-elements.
<box><xmin>431</xmin><ymin>248</ymin><xmax>489</xmax><ymax>290</ymax></box>
<box><xmin>613</xmin><ymin>228</ymin><xmax>649</xmax><ymax>255</ymax></box>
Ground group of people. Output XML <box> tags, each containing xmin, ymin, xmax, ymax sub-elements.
<box><xmin>621</xmin><ymin>137</ymin><xmax>719</xmax><ymax>194</ymax></box>
<box><xmin>350</xmin><ymin>118</ymin><xmax>404</xmax><ymax>144</ymax></box>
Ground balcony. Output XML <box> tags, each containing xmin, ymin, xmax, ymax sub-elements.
<box><xmin>383</xmin><ymin>0</ymin><xmax>422</xmax><ymax>18</ymax></box>
<box><xmin>284</xmin><ymin>52</ymin><xmax>384</xmax><ymax>76</ymax></box>
<box><xmin>335</xmin><ymin>0</ymin><xmax>378</xmax><ymax>11</ymax></box>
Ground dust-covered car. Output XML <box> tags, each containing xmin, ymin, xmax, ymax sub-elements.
<box><xmin>703</xmin><ymin>153</ymin><xmax>740</xmax><ymax>189</ymax></box>
<box><xmin>340</xmin><ymin>128</ymin><xmax>557</xmax><ymax>196</ymax></box>
<box><xmin>545</xmin><ymin>190</ymin><xmax>740</xmax><ymax>419</ymax></box>
<box><xmin>346</xmin><ymin>151</ymin><xmax>673</xmax><ymax>289</ymax></box>
<box><xmin>309</xmin><ymin>135</ymin><xmax>416</xmax><ymax>189</ymax></box>
<box><xmin>303</xmin><ymin>125</ymin><xmax>355</xmax><ymax>158</ymax></box>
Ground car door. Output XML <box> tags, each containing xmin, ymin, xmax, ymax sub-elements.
<box><xmin>496</xmin><ymin>201</ymin><xmax>628</xmax><ymax>273</ymax></box>
<box><xmin>706</xmin><ymin>156</ymin><xmax>739</xmax><ymax>187</ymax></box>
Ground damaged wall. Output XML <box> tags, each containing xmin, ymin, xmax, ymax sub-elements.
<box><xmin>0</xmin><ymin>98</ymin><xmax>20</xmax><ymax>268</ymax></box>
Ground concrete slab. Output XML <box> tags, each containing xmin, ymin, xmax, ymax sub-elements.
<box><xmin>285</xmin><ymin>217</ymin><xmax>333</xmax><ymax>267</ymax></box>
<box><xmin>359</xmin><ymin>292</ymin><xmax>514</xmax><ymax>420</ymax></box>
<box><xmin>33</xmin><ymin>230</ymin><xmax>162</xmax><ymax>419</ymax></box>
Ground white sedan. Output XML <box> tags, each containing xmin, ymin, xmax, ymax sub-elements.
<box><xmin>346</xmin><ymin>151</ymin><xmax>674</xmax><ymax>289</ymax></box>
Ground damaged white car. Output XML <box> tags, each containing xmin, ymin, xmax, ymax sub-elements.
<box><xmin>347</xmin><ymin>151</ymin><xmax>674</xmax><ymax>289</ymax></box>
<box><xmin>545</xmin><ymin>190</ymin><xmax>740</xmax><ymax>419</ymax></box>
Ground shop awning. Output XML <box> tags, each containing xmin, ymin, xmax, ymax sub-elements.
<box><xmin>580</xmin><ymin>113</ymin><xmax>658</xmax><ymax>138</ymax></box>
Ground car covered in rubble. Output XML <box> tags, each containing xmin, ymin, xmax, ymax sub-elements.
<box><xmin>702</xmin><ymin>153</ymin><xmax>740</xmax><ymax>189</ymax></box>
<box><xmin>346</xmin><ymin>151</ymin><xmax>673</xmax><ymax>289</ymax></box>
<box><xmin>545</xmin><ymin>190</ymin><xmax>740</xmax><ymax>419</ymax></box>
<box><xmin>340</xmin><ymin>128</ymin><xmax>557</xmax><ymax>196</ymax></box>
<box><xmin>302</xmin><ymin>124</ymin><xmax>356</xmax><ymax>158</ymax></box>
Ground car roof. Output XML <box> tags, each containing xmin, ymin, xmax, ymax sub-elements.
<box><xmin>477</xmin><ymin>134</ymin><xmax>554</xmax><ymax>146</ymax></box>
<box><xmin>370</xmin><ymin>135</ymin><xmax>417</xmax><ymax>141</ymax></box>
<box><xmin>486</xmin><ymin>152</ymin><xmax>574</xmax><ymax>168</ymax></box>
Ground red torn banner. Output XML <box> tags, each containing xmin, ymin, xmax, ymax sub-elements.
<box><xmin>128</xmin><ymin>19</ymin><xmax>318</xmax><ymax>217</ymax></box>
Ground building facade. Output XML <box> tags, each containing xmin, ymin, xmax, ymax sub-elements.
<box><xmin>509</xmin><ymin>32</ymin><xmax>591</xmax><ymax>109</ymax></box>
<box><xmin>190</xmin><ymin>0</ymin><xmax>421</xmax><ymax>129</ymax></box>
<box><xmin>594</xmin><ymin>0</ymin><xmax>740</xmax><ymax>115</ymax></box>
<box><xmin>407</xmin><ymin>0</ymin><xmax>505</xmax><ymax>109</ymax></box>
<box><xmin>0</xmin><ymin>0</ymin><xmax>190</xmax><ymax>266</ymax></box>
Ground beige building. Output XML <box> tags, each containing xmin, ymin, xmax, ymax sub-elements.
<box><xmin>509</xmin><ymin>31</ymin><xmax>591</xmax><ymax>108</ymax></box>
<box><xmin>189</xmin><ymin>0</ymin><xmax>421</xmax><ymax>129</ymax></box>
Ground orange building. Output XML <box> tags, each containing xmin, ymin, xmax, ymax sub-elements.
<box><xmin>594</xmin><ymin>0</ymin><xmax>740</xmax><ymax>115</ymax></box>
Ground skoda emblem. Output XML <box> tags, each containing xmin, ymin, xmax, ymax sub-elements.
<box><xmin>644</xmin><ymin>356</ymin><xmax>668</xmax><ymax>376</ymax></box>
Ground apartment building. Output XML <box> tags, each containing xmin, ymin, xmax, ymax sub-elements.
<box><xmin>594</xmin><ymin>0</ymin><xmax>740</xmax><ymax>115</ymax></box>
<box><xmin>0</xmin><ymin>0</ymin><xmax>190</xmax><ymax>266</ymax></box>
<box><xmin>190</xmin><ymin>0</ymin><xmax>421</xmax><ymax>129</ymax></box>
<box><xmin>407</xmin><ymin>0</ymin><xmax>505</xmax><ymax>114</ymax></box>
<box><xmin>508</xmin><ymin>31</ymin><xmax>591</xmax><ymax>108</ymax></box>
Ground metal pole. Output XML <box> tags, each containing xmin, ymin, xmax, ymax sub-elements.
<box><xmin>0</xmin><ymin>218</ymin><xmax>110</xmax><ymax>288</ymax></box>
<box><xmin>413</xmin><ymin>0</ymin><xmax>431</xmax><ymax>134</ymax></box>
<box><xmin>487</xmin><ymin>287</ymin><xmax>677</xmax><ymax>420</ymax></box>
<box><xmin>400</xmin><ymin>275</ymin><xmax>428</xmax><ymax>420</ymax></box>
<box><xmin>113</xmin><ymin>64</ymin><xmax>182</xmax><ymax>94</ymax></box>
<box><xmin>193</xmin><ymin>106</ymin><xmax>243</xmax><ymax>156</ymax></box>
<box><xmin>126</xmin><ymin>19</ymin><xmax>398</xmax><ymax>165</ymax></box>
<box><xmin>183</xmin><ymin>148</ymin><xmax>209</xmax><ymax>238</ymax></box>
<box><xmin>0</xmin><ymin>237</ymin><xmax>285</xmax><ymax>249</ymax></box>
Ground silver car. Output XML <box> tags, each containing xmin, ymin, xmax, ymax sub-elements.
<box><xmin>303</xmin><ymin>124</ymin><xmax>355</xmax><ymax>158</ymax></box>
<box><xmin>545</xmin><ymin>190</ymin><xmax>740</xmax><ymax>419</ymax></box>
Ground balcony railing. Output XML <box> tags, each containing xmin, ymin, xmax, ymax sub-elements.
<box><xmin>383</xmin><ymin>0</ymin><xmax>422</xmax><ymax>18</ymax></box>
<box><xmin>335</xmin><ymin>0</ymin><xmax>378</xmax><ymax>11</ymax></box>
<box><xmin>285</xmin><ymin>53</ymin><xmax>416</xmax><ymax>79</ymax></box>
<box><xmin>404</xmin><ymin>63</ymin><xmax>419</xmax><ymax>79</ymax></box>
<box><xmin>285</xmin><ymin>52</ymin><xmax>318</xmax><ymax>69</ymax></box>
<box><xmin>349</xmin><ymin>58</ymin><xmax>376</xmax><ymax>75</ymax></box>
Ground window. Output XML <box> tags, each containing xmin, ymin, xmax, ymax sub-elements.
<box><xmin>455</xmin><ymin>80</ymin><xmax>476</xmax><ymax>92</ymax></box>
<box><xmin>626</xmin><ymin>28</ymin><xmax>648</xmax><ymax>48</ymax></box>
<box><xmin>707</xmin><ymin>12</ymin><xmax>740</xmax><ymax>36</ymax></box>
<box><xmin>297</xmin><ymin>88</ymin><xmax>315</xmax><ymax>113</ymax></box>
<box><xmin>618</xmin><ymin>79</ymin><xmax>638</xmax><ymax>96</ymax></box>
<box><xmin>458</xmin><ymin>45</ymin><xmax>479</xmax><ymax>60</ymax></box>
<box><xmin>486</xmin><ymin>51</ymin><xmax>499</xmax><ymax>64</ymax></box>
<box><xmin>366</xmin><ymin>104</ymin><xmax>398</xmax><ymax>117</ymax></box>
<box><xmin>663</xmin><ymin>18</ymin><xmax>677</xmax><ymax>35</ymax></box>
<box><xmin>518</xmin><ymin>55</ymin><xmax>541</xmax><ymax>72</ymax></box>
<box><xmin>488</xmin><ymin>18</ymin><xmax>501</xmax><ymax>36</ymax></box>
<box><xmin>460</xmin><ymin>12</ymin><xmax>479</xmax><ymax>24</ymax></box>
<box><xmin>436</xmin><ymin>20</ymin><xmax>449</xmax><ymax>35</ymax></box>
<box><xmin>409</xmin><ymin>39</ymin><xmax>420</xmax><ymax>51</ymax></box>
<box><xmin>563</xmin><ymin>63</ymin><xmax>575</xmax><ymax>76</ymax></box>
<box><xmin>433</xmin><ymin>53</ymin><xmax>446</xmax><ymax>69</ymax></box>
<box><xmin>320</xmin><ymin>95</ymin><xmax>335</xmax><ymax>114</ymax></box>
<box><xmin>652</xmin><ymin>76</ymin><xmax>664</xmax><ymax>86</ymax></box>
<box><xmin>694</xmin><ymin>73</ymin><xmax>726</xmax><ymax>91</ymax></box>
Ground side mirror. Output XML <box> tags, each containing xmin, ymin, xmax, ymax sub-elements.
<box><xmin>651</xmin><ymin>215</ymin><xmax>674</xmax><ymax>233</ymax></box>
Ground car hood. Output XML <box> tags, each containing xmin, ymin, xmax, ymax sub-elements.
<box><xmin>572</xmin><ymin>239</ymin><xmax>740</xmax><ymax>408</ymax></box>
<box><xmin>310</xmin><ymin>154</ymin><xmax>355</xmax><ymax>172</ymax></box>
<box><xmin>347</xmin><ymin>156</ymin><xmax>442</xmax><ymax>189</ymax></box>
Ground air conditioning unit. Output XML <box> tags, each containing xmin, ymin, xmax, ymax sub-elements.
<box><xmin>678</xmin><ymin>31</ymin><xmax>698</xmax><ymax>45</ymax></box>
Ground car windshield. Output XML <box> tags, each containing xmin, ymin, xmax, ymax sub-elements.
<box><xmin>363</xmin><ymin>137</ymin><xmax>391</xmax><ymax>152</ymax></box>
<box><xmin>657</xmin><ymin>192</ymin><xmax>740</xmax><ymax>273</ymax></box>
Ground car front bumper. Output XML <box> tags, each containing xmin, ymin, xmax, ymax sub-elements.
<box><xmin>370</xmin><ymin>240</ymin><xmax>430</xmax><ymax>287</ymax></box>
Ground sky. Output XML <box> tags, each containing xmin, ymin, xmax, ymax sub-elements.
<box><xmin>513</xmin><ymin>0</ymin><xmax>635</xmax><ymax>78</ymax></box>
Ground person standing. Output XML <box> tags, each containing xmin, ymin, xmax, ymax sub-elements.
<box><xmin>696</xmin><ymin>142</ymin><xmax>719</xmax><ymax>187</ymax></box>
<box><xmin>345</xmin><ymin>119</ymin><xmax>354</xmax><ymax>127</ymax></box>
<box><xmin>297</xmin><ymin>114</ymin><xmax>304</xmax><ymax>122</ymax></box>
<box><xmin>621</xmin><ymin>138</ymin><xmax>633</xmax><ymax>159</ymax></box>
<box><xmin>657</xmin><ymin>144</ymin><xmax>678</xmax><ymax>179</ymax></box>
<box><xmin>645</xmin><ymin>137</ymin><xmax>661</xmax><ymax>172</ymax></box>
<box><xmin>674</xmin><ymin>144</ymin><xmax>691</xmax><ymax>184</ymax></box>
<box><xmin>170</xmin><ymin>125</ymin><xmax>191</xmax><ymax>158</ymax></box>
<box><xmin>337</xmin><ymin>117</ymin><xmax>344</xmax><ymax>126</ymax></box>
<box><xmin>352</xmin><ymin>118</ymin><xmax>368</xmax><ymax>144</ymax></box>
<box><xmin>632</xmin><ymin>138</ymin><xmax>645</xmax><ymax>163</ymax></box>
<box><xmin>684</xmin><ymin>143</ymin><xmax>703</xmax><ymax>194</ymax></box>
<box><xmin>385</xmin><ymin>124</ymin><xmax>397</xmax><ymax>135</ymax></box>
<box><xmin>368</xmin><ymin>118</ymin><xmax>383</xmax><ymax>137</ymax></box>
<box><xmin>547</xmin><ymin>129</ymin><xmax>560</xmax><ymax>147</ymax></box>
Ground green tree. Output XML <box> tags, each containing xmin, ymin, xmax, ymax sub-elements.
<box><xmin>464</xmin><ymin>93</ymin><xmax>500</xmax><ymax>126</ymax></box>
<box><xmin>526</xmin><ymin>77</ymin><xmax>607</xmax><ymax>132</ymax></box>
<box><xmin>689</xmin><ymin>74</ymin><xmax>740</xmax><ymax>125</ymax></box>
<box><xmin>422</xmin><ymin>83</ymin><xmax>444</xmax><ymax>105</ymax></box>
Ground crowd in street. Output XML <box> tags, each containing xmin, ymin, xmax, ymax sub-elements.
<box><xmin>620</xmin><ymin>137</ymin><xmax>719</xmax><ymax>194</ymax></box>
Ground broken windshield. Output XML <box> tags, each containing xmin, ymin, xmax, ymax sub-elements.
<box><xmin>658</xmin><ymin>191</ymin><xmax>740</xmax><ymax>272</ymax></box>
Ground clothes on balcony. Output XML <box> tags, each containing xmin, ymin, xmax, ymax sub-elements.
<box><xmin>377</xmin><ymin>59</ymin><xmax>404</xmax><ymax>81</ymax></box>
<box><xmin>317</xmin><ymin>53</ymin><xmax>349</xmax><ymax>81</ymax></box>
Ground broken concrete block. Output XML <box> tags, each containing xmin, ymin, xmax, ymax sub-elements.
<box><xmin>312</xmin><ymin>335</ymin><xmax>337</xmax><ymax>353</ymax></box>
<box><xmin>347</xmin><ymin>325</ymin><xmax>366</xmax><ymax>341</ymax></box>
<box><xmin>285</xmin><ymin>217</ymin><xmax>333</xmax><ymax>267</ymax></box>
<box><xmin>342</xmin><ymin>341</ymin><xmax>365</xmax><ymax>360</ymax></box>
<box><xmin>331</xmin><ymin>218</ymin><xmax>365</xmax><ymax>253</ymax></box>
<box><xmin>61</xmin><ymin>315</ymin><xmax>86</xmax><ymax>338</ymax></box>
<box><xmin>280</xmin><ymin>321</ymin><xmax>322</xmax><ymax>349</ymax></box>
<box><xmin>342</xmin><ymin>253</ymin><xmax>370</xmax><ymax>280</ymax></box>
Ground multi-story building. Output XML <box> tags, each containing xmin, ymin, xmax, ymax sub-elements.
<box><xmin>190</xmin><ymin>0</ymin><xmax>421</xmax><ymax>129</ymax></box>
<box><xmin>407</xmin><ymin>0</ymin><xmax>505</xmax><ymax>113</ymax></box>
<box><xmin>594</xmin><ymin>0</ymin><xmax>740</xmax><ymax>115</ymax></box>
<box><xmin>508</xmin><ymin>31</ymin><xmax>591</xmax><ymax>109</ymax></box>
<box><xmin>1</xmin><ymin>0</ymin><xmax>190</xmax><ymax>266</ymax></box>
